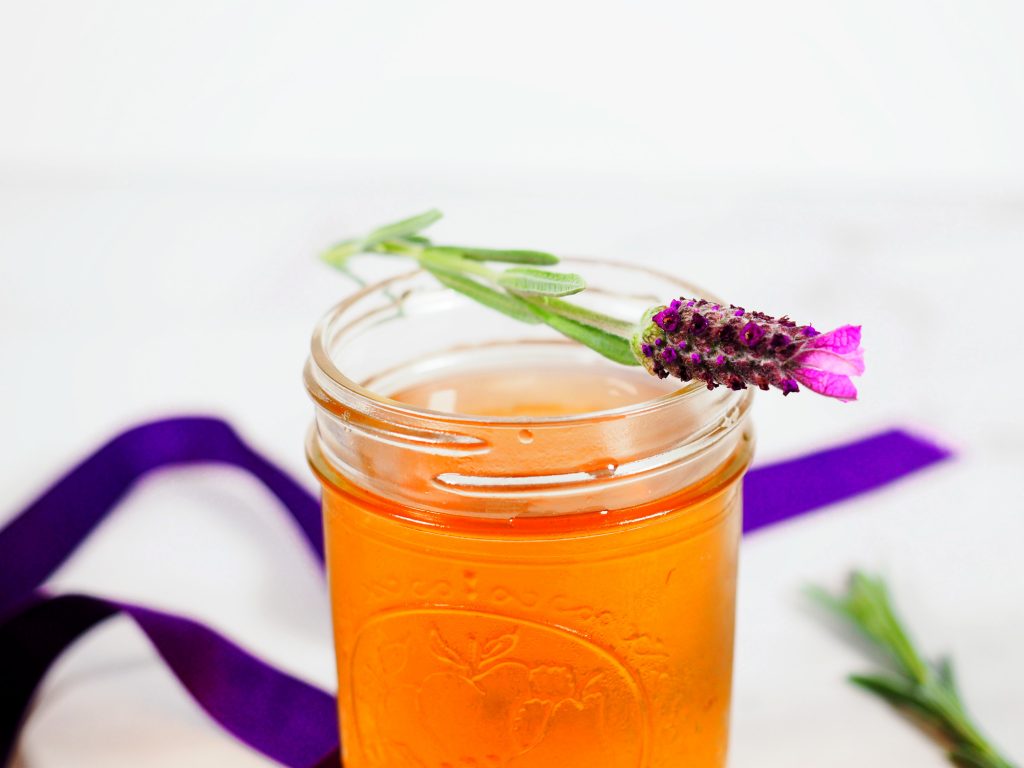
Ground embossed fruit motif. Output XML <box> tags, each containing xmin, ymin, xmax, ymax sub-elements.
<box><xmin>349</xmin><ymin>609</ymin><xmax>646</xmax><ymax>768</ymax></box>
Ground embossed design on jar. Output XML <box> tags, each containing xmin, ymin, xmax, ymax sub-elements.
<box><xmin>349</xmin><ymin>609</ymin><xmax>649</xmax><ymax>767</ymax></box>
<box><xmin>489</xmin><ymin>585</ymin><xmax>539</xmax><ymax>609</ymax></box>
<box><xmin>547</xmin><ymin>595</ymin><xmax>614</xmax><ymax>625</ymax></box>
<box><xmin>411</xmin><ymin>578</ymin><xmax>455</xmax><ymax>600</ymax></box>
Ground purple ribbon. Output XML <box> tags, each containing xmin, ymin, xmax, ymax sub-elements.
<box><xmin>0</xmin><ymin>417</ymin><xmax>322</xmax><ymax>622</ymax></box>
<box><xmin>743</xmin><ymin>428</ymin><xmax>951</xmax><ymax>533</ymax></box>
<box><xmin>0</xmin><ymin>416</ymin><xmax>950</xmax><ymax>767</ymax></box>
<box><xmin>1</xmin><ymin>593</ymin><xmax>339</xmax><ymax>768</ymax></box>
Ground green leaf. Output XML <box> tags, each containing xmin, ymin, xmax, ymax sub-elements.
<box><xmin>362</xmin><ymin>209</ymin><xmax>443</xmax><ymax>249</ymax></box>
<box><xmin>949</xmin><ymin>746</ymin><xmax>1016</xmax><ymax>768</ymax></box>
<box><xmin>530</xmin><ymin>296</ymin><xmax>638</xmax><ymax>337</ymax></box>
<box><xmin>497</xmin><ymin>267</ymin><xmax>586</xmax><ymax>297</ymax></box>
<box><xmin>403</xmin><ymin>234</ymin><xmax>433</xmax><ymax>246</ymax></box>
<box><xmin>320</xmin><ymin>211</ymin><xmax>441</xmax><ymax>268</ymax></box>
<box><xmin>426</xmin><ymin>268</ymin><xmax>541</xmax><ymax>325</ymax></box>
<box><xmin>950</xmin><ymin>748</ymin><xmax>996</xmax><ymax>768</ymax></box>
<box><xmin>527</xmin><ymin>304</ymin><xmax>639</xmax><ymax>365</ymax></box>
<box><xmin>544</xmin><ymin>315</ymin><xmax>638</xmax><ymax>365</ymax></box>
<box><xmin>428</xmin><ymin>245</ymin><xmax>559</xmax><ymax>265</ymax></box>
<box><xmin>850</xmin><ymin>674</ymin><xmax>944</xmax><ymax>724</ymax></box>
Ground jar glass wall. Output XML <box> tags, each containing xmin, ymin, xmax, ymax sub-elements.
<box><xmin>306</xmin><ymin>261</ymin><xmax>754</xmax><ymax>768</ymax></box>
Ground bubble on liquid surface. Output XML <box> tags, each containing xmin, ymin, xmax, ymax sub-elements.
<box><xmin>517</xmin><ymin>428</ymin><xmax>534</xmax><ymax>444</ymax></box>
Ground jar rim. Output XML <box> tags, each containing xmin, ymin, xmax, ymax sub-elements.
<box><xmin>306</xmin><ymin>257</ymin><xmax>754</xmax><ymax>428</ymax></box>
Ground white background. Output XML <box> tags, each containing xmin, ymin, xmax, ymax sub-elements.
<box><xmin>2</xmin><ymin>2</ymin><xmax>1023</xmax><ymax>766</ymax></box>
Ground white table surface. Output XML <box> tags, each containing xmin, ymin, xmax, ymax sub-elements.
<box><xmin>2</xmin><ymin>172</ymin><xmax>1023</xmax><ymax>767</ymax></box>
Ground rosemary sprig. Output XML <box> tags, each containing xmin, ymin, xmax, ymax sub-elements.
<box><xmin>320</xmin><ymin>209</ymin><xmax>638</xmax><ymax>364</ymax></box>
<box><xmin>812</xmin><ymin>572</ymin><xmax>1017</xmax><ymax>768</ymax></box>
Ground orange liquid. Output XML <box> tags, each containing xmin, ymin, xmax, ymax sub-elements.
<box><xmin>318</xmin><ymin>363</ymin><xmax>744</xmax><ymax>767</ymax></box>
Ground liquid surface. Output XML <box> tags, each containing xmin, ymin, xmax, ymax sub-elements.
<box><xmin>318</xmin><ymin>362</ymin><xmax>744</xmax><ymax>768</ymax></box>
<box><xmin>391</xmin><ymin>360</ymin><xmax>678</xmax><ymax>417</ymax></box>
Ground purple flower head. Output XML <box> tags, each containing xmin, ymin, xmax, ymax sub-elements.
<box><xmin>635</xmin><ymin>300</ymin><xmax>864</xmax><ymax>401</ymax></box>
<box><xmin>655</xmin><ymin>309</ymin><xmax>681</xmax><ymax>333</ymax></box>
<box><xmin>740</xmin><ymin>321</ymin><xmax>766</xmax><ymax>348</ymax></box>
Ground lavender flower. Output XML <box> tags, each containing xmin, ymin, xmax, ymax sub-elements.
<box><xmin>329</xmin><ymin>212</ymin><xmax>866</xmax><ymax>402</ymax></box>
<box><xmin>634</xmin><ymin>299</ymin><xmax>865</xmax><ymax>400</ymax></box>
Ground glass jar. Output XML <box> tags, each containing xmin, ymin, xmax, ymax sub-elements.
<box><xmin>305</xmin><ymin>260</ymin><xmax>754</xmax><ymax>768</ymax></box>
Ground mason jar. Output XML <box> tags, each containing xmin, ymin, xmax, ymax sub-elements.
<box><xmin>305</xmin><ymin>260</ymin><xmax>754</xmax><ymax>768</ymax></box>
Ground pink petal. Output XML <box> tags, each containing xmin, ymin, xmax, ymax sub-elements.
<box><xmin>795</xmin><ymin>349</ymin><xmax>866</xmax><ymax>376</ymax></box>
<box><xmin>794</xmin><ymin>368</ymin><xmax>858</xmax><ymax>401</ymax></box>
<box><xmin>805</xmin><ymin>324</ymin><xmax>861</xmax><ymax>354</ymax></box>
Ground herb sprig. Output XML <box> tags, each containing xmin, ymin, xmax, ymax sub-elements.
<box><xmin>322</xmin><ymin>211</ymin><xmax>865</xmax><ymax>399</ymax></box>
<box><xmin>813</xmin><ymin>572</ymin><xmax>1017</xmax><ymax>768</ymax></box>
<box><xmin>321</xmin><ymin>209</ymin><xmax>638</xmax><ymax>365</ymax></box>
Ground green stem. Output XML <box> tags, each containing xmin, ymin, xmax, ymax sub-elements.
<box><xmin>417</xmin><ymin>248</ymin><xmax>499</xmax><ymax>282</ymax></box>
<box><xmin>525</xmin><ymin>296</ymin><xmax>636</xmax><ymax>338</ymax></box>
